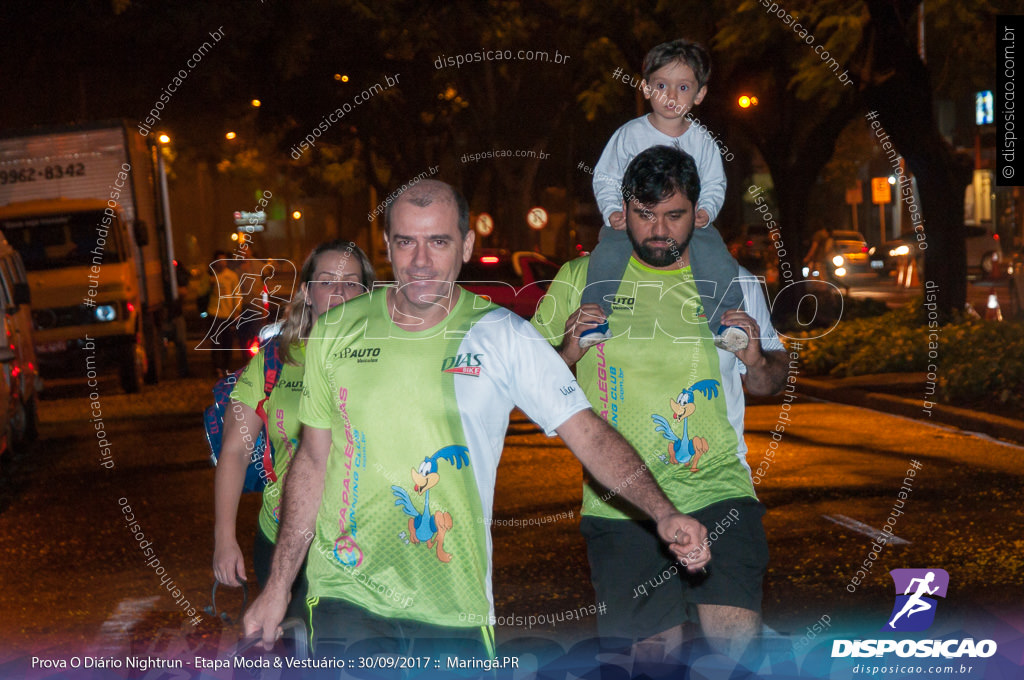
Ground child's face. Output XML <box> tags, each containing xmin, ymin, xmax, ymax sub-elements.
<box><xmin>642</xmin><ymin>60</ymin><xmax>707</xmax><ymax>120</ymax></box>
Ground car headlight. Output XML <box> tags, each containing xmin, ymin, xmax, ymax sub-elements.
<box><xmin>832</xmin><ymin>255</ymin><xmax>845</xmax><ymax>267</ymax></box>
<box><xmin>95</xmin><ymin>304</ymin><xmax>118</xmax><ymax>322</ymax></box>
<box><xmin>895</xmin><ymin>245</ymin><xmax>910</xmax><ymax>256</ymax></box>
<box><xmin>834</xmin><ymin>266</ymin><xmax>847</xmax><ymax>277</ymax></box>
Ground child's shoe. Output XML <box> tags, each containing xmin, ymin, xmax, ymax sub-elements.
<box><xmin>714</xmin><ymin>325</ymin><xmax>749</xmax><ymax>352</ymax></box>
<box><xmin>579</xmin><ymin>321</ymin><xmax>612</xmax><ymax>348</ymax></box>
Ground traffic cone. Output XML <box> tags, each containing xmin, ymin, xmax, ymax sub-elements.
<box><xmin>985</xmin><ymin>293</ymin><xmax>1003</xmax><ymax>321</ymax></box>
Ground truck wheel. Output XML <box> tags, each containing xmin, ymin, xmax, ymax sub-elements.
<box><xmin>120</xmin><ymin>344</ymin><xmax>146</xmax><ymax>394</ymax></box>
<box><xmin>980</xmin><ymin>251</ymin><xmax>997</xmax><ymax>275</ymax></box>
<box><xmin>143</xmin><ymin>312</ymin><xmax>162</xmax><ymax>385</ymax></box>
<box><xmin>22</xmin><ymin>395</ymin><xmax>37</xmax><ymax>443</ymax></box>
<box><xmin>10</xmin><ymin>394</ymin><xmax>38</xmax><ymax>447</ymax></box>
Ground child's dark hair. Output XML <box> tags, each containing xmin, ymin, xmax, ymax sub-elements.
<box><xmin>642</xmin><ymin>39</ymin><xmax>711</xmax><ymax>90</ymax></box>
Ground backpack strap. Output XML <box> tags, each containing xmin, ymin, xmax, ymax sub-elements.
<box><xmin>253</xmin><ymin>337</ymin><xmax>283</xmax><ymax>483</ymax></box>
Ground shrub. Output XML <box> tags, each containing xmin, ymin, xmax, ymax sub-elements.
<box><xmin>791</xmin><ymin>301</ymin><xmax>1024</xmax><ymax>415</ymax></box>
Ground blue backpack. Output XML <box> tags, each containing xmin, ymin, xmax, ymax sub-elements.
<box><xmin>204</xmin><ymin>337</ymin><xmax>283</xmax><ymax>493</ymax></box>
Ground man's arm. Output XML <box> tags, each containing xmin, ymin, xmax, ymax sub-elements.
<box><xmin>242</xmin><ymin>426</ymin><xmax>331</xmax><ymax>647</ymax></box>
<box><xmin>555</xmin><ymin>409</ymin><xmax>711</xmax><ymax>571</ymax></box>
<box><xmin>721</xmin><ymin>309</ymin><xmax>788</xmax><ymax>396</ymax></box>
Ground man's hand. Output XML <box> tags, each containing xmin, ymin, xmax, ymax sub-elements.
<box><xmin>721</xmin><ymin>309</ymin><xmax>788</xmax><ymax>396</ymax></box>
<box><xmin>695</xmin><ymin>208</ymin><xmax>710</xmax><ymax>228</ymax></box>
<box><xmin>557</xmin><ymin>303</ymin><xmax>606</xmax><ymax>367</ymax></box>
<box><xmin>608</xmin><ymin>211</ymin><xmax>626</xmax><ymax>230</ymax></box>
<box><xmin>657</xmin><ymin>512</ymin><xmax>711</xmax><ymax>572</ymax></box>
<box><xmin>242</xmin><ymin>587</ymin><xmax>289</xmax><ymax>650</ymax></box>
<box><xmin>720</xmin><ymin>309</ymin><xmax>764</xmax><ymax>367</ymax></box>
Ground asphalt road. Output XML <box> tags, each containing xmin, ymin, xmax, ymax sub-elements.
<box><xmin>1</xmin><ymin>366</ymin><xmax>1021</xmax><ymax>672</ymax></box>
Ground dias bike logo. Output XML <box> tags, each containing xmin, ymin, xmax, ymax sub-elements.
<box><xmin>832</xmin><ymin>568</ymin><xmax>997</xmax><ymax>659</ymax></box>
<box><xmin>442</xmin><ymin>353</ymin><xmax>483</xmax><ymax>376</ymax></box>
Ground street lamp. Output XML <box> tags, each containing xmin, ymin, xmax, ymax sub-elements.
<box><xmin>738</xmin><ymin>95</ymin><xmax>759</xmax><ymax>109</ymax></box>
<box><xmin>225</xmin><ymin>131</ymin><xmax>237</xmax><ymax>140</ymax></box>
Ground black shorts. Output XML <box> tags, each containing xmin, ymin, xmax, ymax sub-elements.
<box><xmin>580</xmin><ymin>497</ymin><xmax>768</xmax><ymax>642</ymax></box>
<box><xmin>307</xmin><ymin>596</ymin><xmax>495</xmax><ymax>662</ymax></box>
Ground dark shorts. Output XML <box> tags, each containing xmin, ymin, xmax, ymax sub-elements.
<box><xmin>307</xmin><ymin>596</ymin><xmax>495</xmax><ymax>665</ymax></box>
<box><xmin>253</xmin><ymin>529</ymin><xmax>309</xmax><ymax>621</ymax></box>
<box><xmin>580</xmin><ymin>497</ymin><xmax>769</xmax><ymax>642</ymax></box>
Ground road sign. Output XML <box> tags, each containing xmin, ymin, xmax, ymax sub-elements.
<box><xmin>871</xmin><ymin>178</ymin><xmax>892</xmax><ymax>204</ymax></box>
<box><xmin>845</xmin><ymin>183</ymin><xmax>863</xmax><ymax>205</ymax></box>
<box><xmin>234</xmin><ymin>210</ymin><xmax>266</xmax><ymax>232</ymax></box>
<box><xmin>475</xmin><ymin>213</ymin><xmax>494</xmax><ymax>236</ymax></box>
<box><xmin>527</xmin><ymin>207</ymin><xmax>548</xmax><ymax>230</ymax></box>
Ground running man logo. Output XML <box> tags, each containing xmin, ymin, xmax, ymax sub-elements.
<box><xmin>883</xmin><ymin>568</ymin><xmax>949</xmax><ymax>632</ymax></box>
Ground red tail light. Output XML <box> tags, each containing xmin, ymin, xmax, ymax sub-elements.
<box><xmin>249</xmin><ymin>340</ymin><xmax>260</xmax><ymax>356</ymax></box>
<box><xmin>480</xmin><ymin>256</ymin><xmax>499</xmax><ymax>264</ymax></box>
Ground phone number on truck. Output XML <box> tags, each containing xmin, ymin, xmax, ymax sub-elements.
<box><xmin>0</xmin><ymin>163</ymin><xmax>86</xmax><ymax>184</ymax></box>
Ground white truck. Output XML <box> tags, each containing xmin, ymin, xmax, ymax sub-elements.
<box><xmin>0</xmin><ymin>120</ymin><xmax>185</xmax><ymax>392</ymax></box>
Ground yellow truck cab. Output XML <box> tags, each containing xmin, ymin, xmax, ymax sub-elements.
<box><xmin>0</xmin><ymin>121</ymin><xmax>183</xmax><ymax>392</ymax></box>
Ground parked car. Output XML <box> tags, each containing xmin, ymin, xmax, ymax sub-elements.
<box><xmin>870</xmin><ymin>225</ymin><xmax>1004</xmax><ymax>278</ymax></box>
<box><xmin>827</xmin><ymin>230</ymin><xmax>873</xmax><ymax>276</ymax></box>
<box><xmin>459</xmin><ymin>251</ymin><xmax>561</xmax><ymax>318</ymax></box>
<box><xmin>869</xmin><ymin>237</ymin><xmax>921</xmax><ymax>277</ymax></box>
<box><xmin>966</xmin><ymin>224</ymin><xmax>1003</xmax><ymax>274</ymax></box>
<box><xmin>728</xmin><ymin>230</ymin><xmax>778</xmax><ymax>277</ymax></box>
<box><xmin>0</xmin><ymin>236</ymin><xmax>40</xmax><ymax>455</ymax></box>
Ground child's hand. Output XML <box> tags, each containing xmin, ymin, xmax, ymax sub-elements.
<box><xmin>695</xmin><ymin>208</ymin><xmax>710</xmax><ymax>228</ymax></box>
<box><xmin>609</xmin><ymin>211</ymin><xmax>626</xmax><ymax>230</ymax></box>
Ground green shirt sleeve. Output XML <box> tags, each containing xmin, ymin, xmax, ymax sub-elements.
<box><xmin>530</xmin><ymin>258</ymin><xmax>585</xmax><ymax>346</ymax></box>
<box><xmin>229</xmin><ymin>350</ymin><xmax>265</xmax><ymax>409</ymax></box>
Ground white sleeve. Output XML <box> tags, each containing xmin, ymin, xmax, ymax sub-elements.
<box><xmin>593</xmin><ymin>125</ymin><xmax>634</xmax><ymax>223</ymax></box>
<box><xmin>733</xmin><ymin>270</ymin><xmax>784</xmax><ymax>375</ymax></box>
<box><xmin>684</xmin><ymin>129</ymin><xmax>727</xmax><ymax>224</ymax></box>
<box><xmin>494</xmin><ymin>313</ymin><xmax>593</xmax><ymax>436</ymax></box>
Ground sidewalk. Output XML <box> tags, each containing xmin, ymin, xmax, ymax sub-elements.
<box><xmin>795</xmin><ymin>372</ymin><xmax>1024</xmax><ymax>445</ymax></box>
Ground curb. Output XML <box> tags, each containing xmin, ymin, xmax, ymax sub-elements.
<box><xmin>797</xmin><ymin>377</ymin><xmax>1024</xmax><ymax>445</ymax></box>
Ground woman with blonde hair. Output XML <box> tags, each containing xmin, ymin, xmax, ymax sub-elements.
<box><xmin>213</xmin><ymin>239</ymin><xmax>375</xmax><ymax>615</ymax></box>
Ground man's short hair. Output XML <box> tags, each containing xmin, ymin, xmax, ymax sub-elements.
<box><xmin>383</xmin><ymin>179</ymin><xmax>470</xmax><ymax>238</ymax></box>
<box><xmin>621</xmin><ymin>145</ymin><xmax>701</xmax><ymax>209</ymax></box>
<box><xmin>642</xmin><ymin>39</ymin><xmax>711</xmax><ymax>90</ymax></box>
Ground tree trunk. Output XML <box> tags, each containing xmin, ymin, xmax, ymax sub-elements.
<box><xmin>857</xmin><ymin>0</ymin><xmax>972</xmax><ymax>315</ymax></box>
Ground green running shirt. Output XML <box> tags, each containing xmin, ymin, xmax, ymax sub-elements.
<box><xmin>231</xmin><ymin>342</ymin><xmax>306</xmax><ymax>542</ymax></box>
<box><xmin>532</xmin><ymin>256</ymin><xmax>784</xmax><ymax>518</ymax></box>
<box><xmin>299</xmin><ymin>287</ymin><xmax>591</xmax><ymax>628</ymax></box>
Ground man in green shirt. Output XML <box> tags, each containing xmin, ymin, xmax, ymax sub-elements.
<box><xmin>532</xmin><ymin>146</ymin><xmax>788</xmax><ymax>660</ymax></box>
<box><xmin>243</xmin><ymin>179</ymin><xmax>712</xmax><ymax>658</ymax></box>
